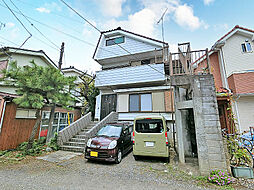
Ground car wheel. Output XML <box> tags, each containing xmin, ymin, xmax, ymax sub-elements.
<box><xmin>133</xmin><ymin>155</ymin><xmax>139</xmax><ymax>161</ymax></box>
<box><xmin>116</xmin><ymin>150</ymin><xmax>122</xmax><ymax>164</ymax></box>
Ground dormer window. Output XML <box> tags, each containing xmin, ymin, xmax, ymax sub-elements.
<box><xmin>241</xmin><ymin>41</ymin><xmax>252</xmax><ymax>53</ymax></box>
<box><xmin>106</xmin><ymin>36</ymin><xmax>125</xmax><ymax>46</ymax></box>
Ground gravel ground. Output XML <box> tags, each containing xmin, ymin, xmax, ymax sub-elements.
<box><xmin>0</xmin><ymin>152</ymin><xmax>249</xmax><ymax>190</ymax></box>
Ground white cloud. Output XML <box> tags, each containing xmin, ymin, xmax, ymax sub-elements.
<box><xmin>204</xmin><ymin>0</ymin><xmax>215</xmax><ymax>5</ymax></box>
<box><xmin>36</xmin><ymin>7</ymin><xmax>50</xmax><ymax>13</ymax></box>
<box><xmin>174</xmin><ymin>4</ymin><xmax>203</xmax><ymax>31</ymax></box>
<box><xmin>168</xmin><ymin>43</ymin><xmax>178</xmax><ymax>53</ymax></box>
<box><xmin>6</xmin><ymin>22</ymin><xmax>15</xmax><ymax>28</ymax></box>
<box><xmin>97</xmin><ymin>0</ymin><xmax>126</xmax><ymax>17</ymax></box>
<box><xmin>102</xmin><ymin>0</ymin><xmax>207</xmax><ymax>38</ymax></box>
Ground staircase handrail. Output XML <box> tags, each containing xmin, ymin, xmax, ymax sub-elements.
<box><xmin>85</xmin><ymin>112</ymin><xmax>118</xmax><ymax>139</ymax></box>
<box><xmin>57</xmin><ymin>112</ymin><xmax>92</xmax><ymax>146</ymax></box>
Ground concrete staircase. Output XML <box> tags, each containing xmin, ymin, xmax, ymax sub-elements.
<box><xmin>59</xmin><ymin>121</ymin><xmax>98</xmax><ymax>152</ymax></box>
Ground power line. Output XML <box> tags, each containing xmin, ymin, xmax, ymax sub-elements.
<box><xmin>2</xmin><ymin>0</ymin><xmax>32</xmax><ymax>49</ymax></box>
<box><xmin>9</xmin><ymin>0</ymin><xmax>60</xmax><ymax>51</ymax></box>
<box><xmin>0</xmin><ymin>3</ymin><xmax>120</xmax><ymax>57</ymax></box>
<box><xmin>59</xmin><ymin>0</ymin><xmax>166</xmax><ymax>76</ymax></box>
<box><xmin>0</xmin><ymin>35</ymin><xmax>19</xmax><ymax>46</ymax></box>
<box><xmin>59</xmin><ymin>0</ymin><xmax>100</xmax><ymax>33</ymax></box>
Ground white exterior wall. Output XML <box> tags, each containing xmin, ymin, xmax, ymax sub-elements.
<box><xmin>95</xmin><ymin>35</ymin><xmax>161</xmax><ymax>60</ymax></box>
<box><xmin>7</xmin><ymin>54</ymin><xmax>50</xmax><ymax>69</ymax></box>
<box><xmin>236</xmin><ymin>96</ymin><xmax>254</xmax><ymax>132</ymax></box>
<box><xmin>95</xmin><ymin>63</ymin><xmax>165</xmax><ymax>87</ymax></box>
<box><xmin>222</xmin><ymin>33</ymin><xmax>254</xmax><ymax>77</ymax></box>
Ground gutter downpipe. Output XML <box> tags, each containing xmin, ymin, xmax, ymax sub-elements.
<box><xmin>0</xmin><ymin>100</ymin><xmax>7</xmax><ymax>134</ymax></box>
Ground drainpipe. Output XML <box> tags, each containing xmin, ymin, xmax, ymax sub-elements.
<box><xmin>219</xmin><ymin>48</ymin><xmax>229</xmax><ymax>89</ymax></box>
<box><xmin>0</xmin><ymin>100</ymin><xmax>7</xmax><ymax>134</ymax></box>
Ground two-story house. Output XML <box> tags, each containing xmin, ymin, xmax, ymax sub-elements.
<box><xmin>0</xmin><ymin>47</ymin><xmax>82</xmax><ymax>150</ymax></box>
<box><xmin>94</xmin><ymin>27</ymin><xmax>174</xmax><ymax>127</ymax></box>
<box><xmin>195</xmin><ymin>25</ymin><xmax>254</xmax><ymax>133</ymax></box>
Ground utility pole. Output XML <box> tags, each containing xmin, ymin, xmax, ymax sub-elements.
<box><xmin>58</xmin><ymin>42</ymin><xmax>65</xmax><ymax>69</ymax></box>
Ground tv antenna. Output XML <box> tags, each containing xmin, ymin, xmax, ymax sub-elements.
<box><xmin>157</xmin><ymin>8</ymin><xmax>168</xmax><ymax>47</ymax></box>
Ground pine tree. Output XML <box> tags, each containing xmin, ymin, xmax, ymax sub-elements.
<box><xmin>2</xmin><ymin>60</ymin><xmax>76</xmax><ymax>150</ymax></box>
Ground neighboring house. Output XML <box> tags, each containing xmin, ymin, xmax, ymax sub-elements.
<box><xmin>62</xmin><ymin>66</ymin><xmax>91</xmax><ymax>107</ymax></box>
<box><xmin>93</xmin><ymin>27</ymin><xmax>173</xmax><ymax>127</ymax></box>
<box><xmin>195</xmin><ymin>25</ymin><xmax>254</xmax><ymax>133</ymax></box>
<box><xmin>0</xmin><ymin>47</ymin><xmax>82</xmax><ymax>150</ymax></box>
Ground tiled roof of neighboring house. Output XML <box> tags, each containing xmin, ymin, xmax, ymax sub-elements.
<box><xmin>194</xmin><ymin>25</ymin><xmax>254</xmax><ymax>69</ymax></box>
<box><xmin>216</xmin><ymin>25</ymin><xmax>254</xmax><ymax>43</ymax></box>
<box><xmin>62</xmin><ymin>66</ymin><xmax>93</xmax><ymax>78</ymax></box>
<box><xmin>101</xmin><ymin>27</ymin><xmax>168</xmax><ymax>45</ymax></box>
<box><xmin>0</xmin><ymin>60</ymin><xmax>8</xmax><ymax>78</ymax></box>
<box><xmin>0</xmin><ymin>47</ymin><xmax>58</xmax><ymax>69</ymax></box>
<box><xmin>0</xmin><ymin>91</ymin><xmax>19</xmax><ymax>98</ymax></box>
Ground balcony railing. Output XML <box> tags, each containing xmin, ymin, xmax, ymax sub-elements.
<box><xmin>164</xmin><ymin>48</ymin><xmax>210</xmax><ymax>76</ymax></box>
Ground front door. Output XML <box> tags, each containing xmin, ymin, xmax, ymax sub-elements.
<box><xmin>100</xmin><ymin>94</ymin><xmax>117</xmax><ymax>120</ymax></box>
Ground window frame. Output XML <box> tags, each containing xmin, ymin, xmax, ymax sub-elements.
<box><xmin>106</xmin><ymin>36</ymin><xmax>125</xmax><ymax>46</ymax></box>
<box><xmin>129</xmin><ymin>93</ymin><xmax>152</xmax><ymax>112</ymax></box>
<box><xmin>241</xmin><ymin>42</ymin><xmax>252</xmax><ymax>53</ymax></box>
<box><xmin>15</xmin><ymin>108</ymin><xmax>37</xmax><ymax>119</ymax></box>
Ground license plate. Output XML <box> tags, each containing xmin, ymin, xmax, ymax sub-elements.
<box><xmin>90</xmin><ymin>151</ymin><xmax>98</xmax><ymax>157</ymax></box>
<box><xmin>145</xmin><ymin>142</ymin><xmax>154</xmax><ymax>147</ymax></box>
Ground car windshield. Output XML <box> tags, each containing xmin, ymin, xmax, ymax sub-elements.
<box><xmin>135</xmin><ymin>119</ymin><xmax>164</xmax><ymax>133</ymax></box>
<box><xmin>97</xmin><ymin>125</ymin><xmax>122</xmax><ymax>137</ymax></box>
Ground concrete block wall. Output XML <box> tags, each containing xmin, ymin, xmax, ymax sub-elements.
<box><xmin>193</xmin><ymin>75</ymin><xmax>227</xmax><ymax>175</ymax></box>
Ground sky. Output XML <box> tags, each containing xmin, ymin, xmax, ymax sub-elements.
<box><xmin>0</xmin><ymin>0</ymin><xmax>253</xmax><ymax>74</ymax></box>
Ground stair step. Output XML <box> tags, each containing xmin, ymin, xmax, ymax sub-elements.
<box><xmin>60</xmin><ymin>145</ymin><xmax>84</xmax><ymax>153</ymax></box>
<box><xmin>75</xmin><ymin>135</ymin><xmax>87</xmax><ymax>139</ymax></box>
<box><xmin>64</xmin><ymin>142</ymin><xmax>86</xmax><ymax>147</ymax></box>
<box><xmin>70</xmin><ymin>138</ymin><xmax>87</xmax><ymax>142</ymax></box>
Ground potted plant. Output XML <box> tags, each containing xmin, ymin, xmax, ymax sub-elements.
<box><xmin>226</xmin><ymin>134</ymin><xmax>254</xmax><ymax>178</ymax></box>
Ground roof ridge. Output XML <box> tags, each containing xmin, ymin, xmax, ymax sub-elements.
<box><xmin>101</xmin><ymin>27</ymin><xmax>168</xmax><ymax>45</ymax></box>
<box><xmin>216</xmin><ymin>25</ymin><xmax>254</xmax><ymax>43</ymax></box>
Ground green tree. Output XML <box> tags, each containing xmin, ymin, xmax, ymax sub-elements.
<box><xmin>79</xmin><ymin>75</ymin><xmax>99</xmax><ymax>119</ymax></box>
<box><xmin>2</xmin><ymin>61</ymin><xmax>76</xmax><ymax>150</ymax></box>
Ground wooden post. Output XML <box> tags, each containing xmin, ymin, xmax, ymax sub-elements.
<box><xmin>206</xmin><ymin>48</ymin><xmax>211</xmax><ymax>74</ymax></box>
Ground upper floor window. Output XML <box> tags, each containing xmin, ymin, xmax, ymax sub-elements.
<box><xmin>241</xmin><ymin>41</ymin><xmax>252</xmax><ymax>53</ymax></box>
<box><xmin>106</xmin><ymin>36</ymin><xmax>125</xmax><ymax>46</ymax></box>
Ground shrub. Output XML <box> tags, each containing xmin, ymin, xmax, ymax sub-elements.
<box><xmin>208</xmin><ymin>169</ymin><xmax>234</xmax><ymax>186</ymax></box>
<box><xmin>47</xmin><ymin>133</ymin><xmax>59</xmax><ymax>151</ymax></box>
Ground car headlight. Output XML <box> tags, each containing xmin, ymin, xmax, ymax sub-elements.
<box><xmin>108</xmin><ymin>140</ymin><xmax>117</xmax><ymax>149</ymax></box>
<box><xmin>86</xmin><ymin>138</ymin><xmax>92</xmax><ymax>147</ymax></box>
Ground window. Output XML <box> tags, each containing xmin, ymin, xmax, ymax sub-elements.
<box><xmin>129</xmin><ymin>93</ymin><xmax>152</xmax><ymax>112</ymax></box>
<box><xmin>16</xmin><ymin>109</ymin><xmax>37</xmax><ymax>119</ymax></box>
<box><xmin>106</xmin><ymin>36</ymin><xmax>125</xmax><ymax>46</ymax></box>
<box><xmin>135</xmin><ymin>119</ymin><xmax>164</xmax><ymax>133</ymax></box>
<box><xmin>241</xmin><ymin>42</ymin><xmax>252</xmax><ymax>53</ymax></box>
<box><xmin>39</xmin><ymin>111</ymin><xmax>74</xmax><ymax>138</ymax></box>
<box><xmin>141</xmin><ymin>59</ymin><xmax>150</xmax><ymax>65</ymax></box>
